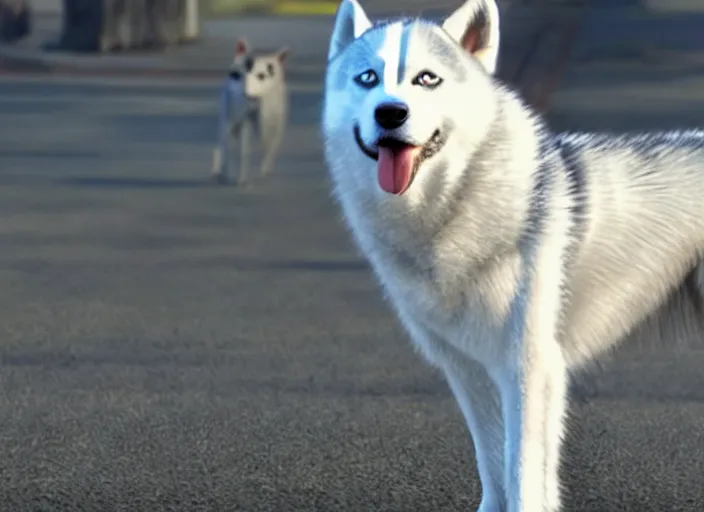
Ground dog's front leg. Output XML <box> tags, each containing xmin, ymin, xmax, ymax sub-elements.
<box><xmin>400</xmin><ymin>315</ymin><xmax>506</xmax><ymax>512</ymax></box>
<box><xmin>212</xmin><ymin>126</ymin><xmax>229</xmax><ymax>184</ymax></box>
<box><xmin>441</xmin><ymin>353</ymin><xmax>506</xmax><ymax>512</ymax></box>
<box><xmin>212</xmin><ymin>85</ymin><xmax>231</xmax><ymax>183</ymax></box>
<box><xmin>259</xmin><ymin>120</ymin><xmax>284</xmax><ymax>177</ymax></box>
<box><xmin>493</xmin><ymin>272</ymin><xmax>567</xmax><ymax>512</ymax></box>
<box><xmin>236</xmin><ymin>116</ymin><xmax>253</xmax><ymax>186</ymax></box>
<box><xmin>495</xmin><ymin>343</ymin><xmax>567</xmax><ymax>512</ymax></box>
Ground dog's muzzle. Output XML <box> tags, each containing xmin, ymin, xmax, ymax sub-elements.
<box><xmin>353</xmin><ymin>125</ymin><xmax>447</xmax><ymax>163</ymax></box>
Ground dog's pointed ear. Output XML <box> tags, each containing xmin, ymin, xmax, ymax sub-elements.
<box><xmin>234</xmin><ymin>37</ymin><xmax>250</xmax><ymax>58</ymax></box>
<box><xmin>442</xmin><ymin>0</ymin><xmax>500</xmax><ymax>75</ymax></box>
<box><xmin>328</xmin><ymin>0</ymin><xmax>372</xmax><ymax>61</ymax></box>
<box><xmin>277</xmin><ymin>46</ymin><xmax>290</xmax><ymax>65</ymax></box>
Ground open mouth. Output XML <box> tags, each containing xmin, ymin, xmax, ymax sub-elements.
<box><xmin>353</xmin><ymin>125</ymin><xmax>446</xmax><ymax>195</ymax></box>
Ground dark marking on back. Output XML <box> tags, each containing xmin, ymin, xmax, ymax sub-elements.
<box><xmin>552</xmin><ymin>134</ymin><xmax>590</xmax><ymax>336</ymax></box>
<box><xmin>559</xmin><ymin>139</ymin><xmax>588</xmax><ymax>255</ymax></box>
<box><xmin>520</xmin><ymin>129</ymin><xmax>555</xmax><ymax>250</ymax></box>
<box><xmin>521</xmin><ymin>128</ymin><xmax>587</xmax><ymax>338</ymax></box>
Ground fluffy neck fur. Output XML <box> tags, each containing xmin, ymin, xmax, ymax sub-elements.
<box><xmin>333</xmin><ymin>83</ymin><xmax>547</xmax><ymax>279</ymax></box>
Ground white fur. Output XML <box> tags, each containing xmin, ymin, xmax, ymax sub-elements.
<box><xmin>322</xmin><ymin>1</ymin><xmax>704</xmax><ymax>511</ymax></box>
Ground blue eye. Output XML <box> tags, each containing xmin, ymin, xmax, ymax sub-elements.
<box><xmin>354</xmin><ymin>69</ymin><xmax>379</xmax><ymax>88</ymax></box>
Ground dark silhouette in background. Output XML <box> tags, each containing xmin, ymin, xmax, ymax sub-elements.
<box><xmin>58</xmin><ymin>0</ymin><xmax>197</xmax><ymax>53</ymax></box>
<box><xmin>0</xmin><ymin>0</ymin><xmax>30</xmax><ymax>43</ymax></box>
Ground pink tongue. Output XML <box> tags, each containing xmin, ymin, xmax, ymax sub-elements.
<box><xmin>377</xmin><ymin>146</ymin><xmax>417</xmax><ymax>195</ymax></box>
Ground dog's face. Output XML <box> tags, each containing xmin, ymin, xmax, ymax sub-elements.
<box><xmin>228</xmin><ymin>39</ymin><xmax>289</xmax><ymax>99</ymax></box>
<box><xmin>322</xmin><ymin>0</ymin><xmax>501</xmax><ymax>203</ymax></box>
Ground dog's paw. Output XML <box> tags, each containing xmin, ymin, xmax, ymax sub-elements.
<box><xmin>211</xmin><ymin>171</ymin><xmax>231</xmax><ymax>185</ymax></box>
<box><xmin>231</xmin><ymin>173</ymin><xmax>251</xmax><ymax>188</ymax></box>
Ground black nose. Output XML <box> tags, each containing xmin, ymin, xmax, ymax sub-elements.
<box><xmin>374</xmin><ymin>102</ymin><xmax>409</xmax><ymax>130</ymax></box>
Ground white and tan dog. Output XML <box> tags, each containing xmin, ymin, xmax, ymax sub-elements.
<box><xmin>321</xmin><ymin>0</ymin><xmax>704</xmax><ymax>510</ymax></box>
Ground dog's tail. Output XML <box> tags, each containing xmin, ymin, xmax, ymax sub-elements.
<box><xmin>684</xmin><ymin>260</ymin><xmax>704</xmax><ymax>313</ymax></box>
<box><xmin>571</xmin><ymin>260</ymin><xmax>704</xmax><ymax>404</ymax></box>
<box><xmin>624</xmin><ymin>259</ymin><xmax>704</xmax><ymax>354</ymax></box>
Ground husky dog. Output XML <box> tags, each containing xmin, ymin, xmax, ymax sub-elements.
<box><xmin>212</xmin><ymin>38</ymin><xmax>289</xmax><ymax>186</ymax></box>
<box><xmin>322</xmin><ymin>0</ymin><xmax>704</xmax><ymax>510</ymax></box>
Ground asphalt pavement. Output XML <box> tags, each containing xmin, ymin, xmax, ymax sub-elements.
<box><xmin>0</xmin><ymin>3</ymin><xmax>702</xmax><ymax>512</ymax></box>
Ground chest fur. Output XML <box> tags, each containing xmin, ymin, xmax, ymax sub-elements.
<box><xmin>361</xmin><ymin>228</ymin><xmax>522</xmax><ymax>363</ymax></box>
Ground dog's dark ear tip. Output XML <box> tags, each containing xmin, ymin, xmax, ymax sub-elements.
<box><xmin>234</xmin><ymin>37</ymin><xmax>250</xmax><ymax>57</ymax></box>
<box><xmin>277</xmin><ymin>46</ymin><xmax>291</xmax><ymax>64</ymax></box>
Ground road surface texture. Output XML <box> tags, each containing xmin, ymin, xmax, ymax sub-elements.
<box><xmin>0</xmin><ymin>5</ymin><xmax>702</xmax><ymax>512</ymax></box>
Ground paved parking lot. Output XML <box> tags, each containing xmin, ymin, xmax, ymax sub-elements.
<box><xmin>0</xmin><ymin>67</ymin><xmax>701</xmax><ymax>511</ymax></box>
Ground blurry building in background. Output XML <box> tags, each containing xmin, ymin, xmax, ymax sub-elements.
<box><xmin>0</xmin><ymin>0</ymin><xmax>30</xmax><ymax>43</ymax></box>
<box><xmin>59</xmin><ymin>0</ymin><xmax>200</xmax><ymax>53</ymax></box>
